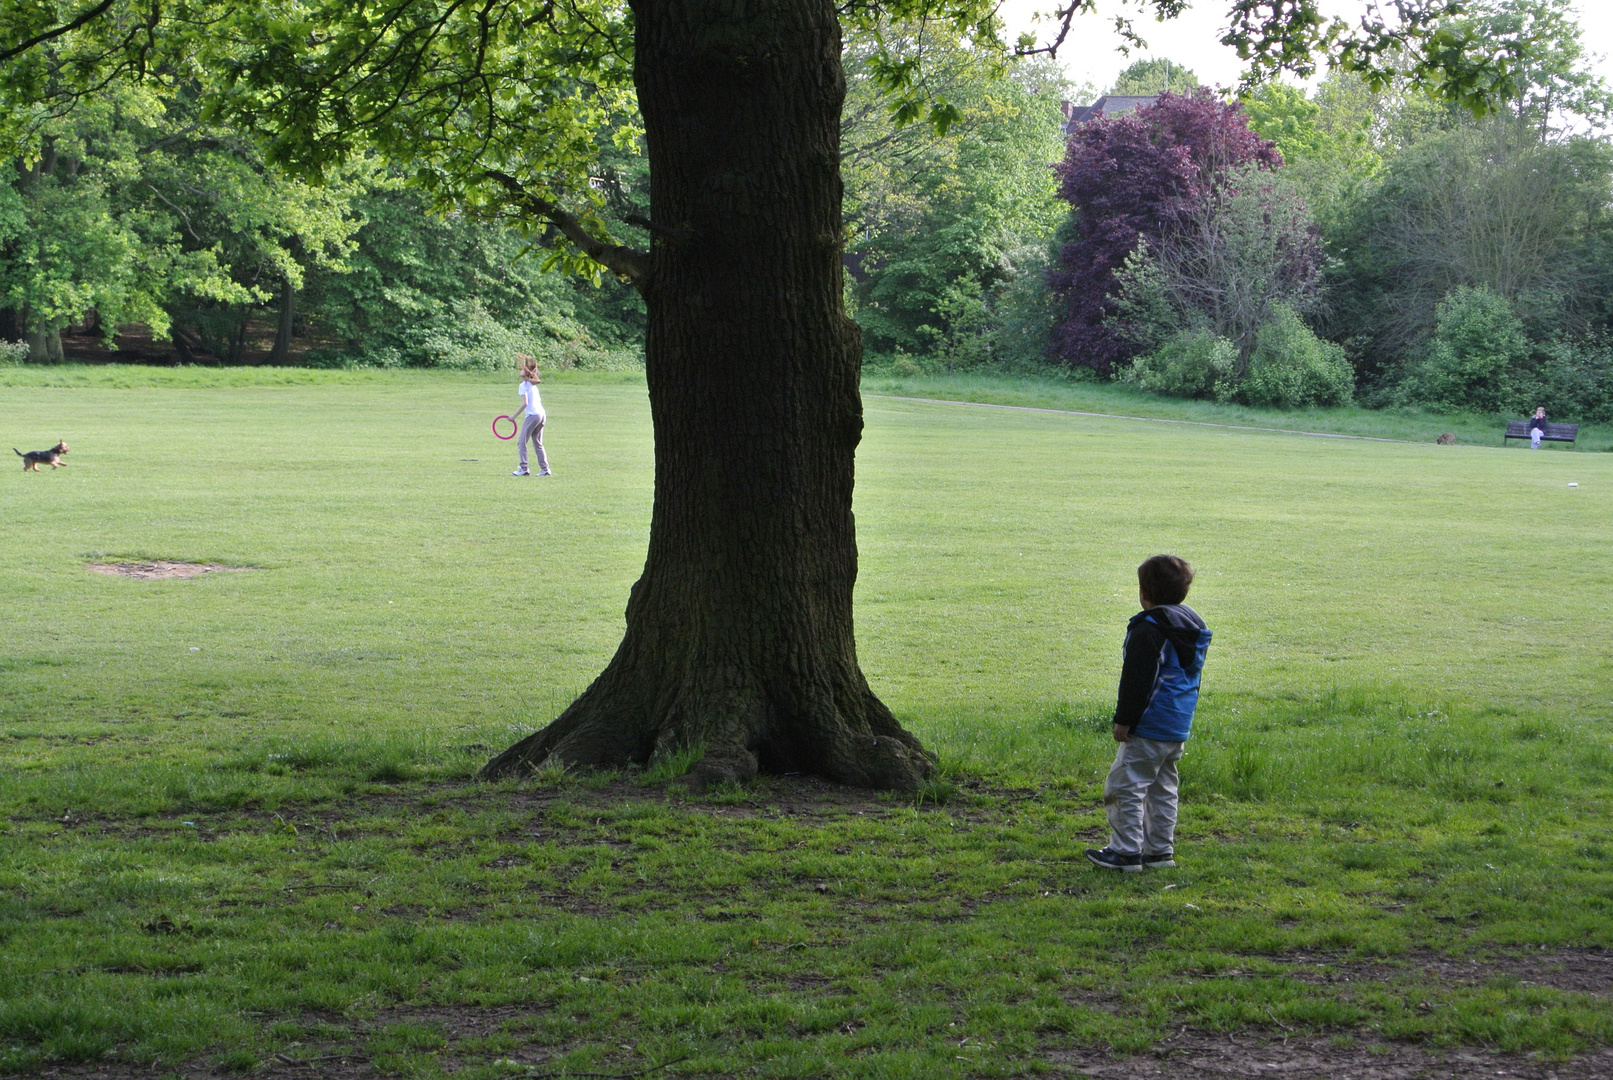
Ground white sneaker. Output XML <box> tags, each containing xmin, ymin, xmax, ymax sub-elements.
<box><xmin>513</xmin><ymin>469</ymin><xmax>530</xmax><ymax>476</ymax></box>
<box><xmin>537</xmin><ymin>470</ymin><xmax>553</xmax><ymax>477</ymax></box>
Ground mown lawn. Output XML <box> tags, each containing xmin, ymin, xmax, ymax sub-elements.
<box><xmin>2</xmin><ymin>366</ymin><xmax>1611</xmax><ymax>1078</ymax></box>
<box><xmin>861</xmin><ymin>368</ymin><xmax>1613</xmax><ymax>452</ymax></box>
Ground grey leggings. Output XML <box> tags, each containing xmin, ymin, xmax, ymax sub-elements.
<box><xmin>518</xmin><ymin>413</ymin><xmax>549</xmax><ymax>473</ymax></box>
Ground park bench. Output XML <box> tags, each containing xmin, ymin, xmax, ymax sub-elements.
<box><xmin>1505</xmin><ymin>420</ymin><xmax>1578</xmax><ymax>446</ymax></box>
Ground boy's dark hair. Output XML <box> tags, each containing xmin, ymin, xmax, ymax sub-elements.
<box><xmin>1138</xmin><ymin>554</ymin><xmax>1194</xmax><ymax>606</ymax></box>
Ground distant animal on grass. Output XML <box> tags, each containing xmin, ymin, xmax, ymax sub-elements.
<box><xmin>15</xmin><ymin>442</ymin><xmax>69</xmax><ymax>471</ymax></box>
<box><xmin>1436</xmin><ymin>433</ymin><xmax>1456</xmax><ymax>445</ymax></box>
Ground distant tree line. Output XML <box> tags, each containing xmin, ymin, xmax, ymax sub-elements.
<box><xmin>0</xmin><ymin>81</ymin><xmax>645</xmax><ymax>368</ymax></box>
<box><xmin>4</xmin><ymin>0</ymin><xmax>1609</xmax><ymax>426</ymax></box>
<box><xmin>839</xmin><ymin>25</ymin><xmax>1074</xmax><ymax>371</ymax></box>
<box><xmin>0</xmin><ymin>13</ymin><xmax>1077</xmax><ymax>373</ymax></box>
<box><xmin>1047</xmin><ymin>0</ymin><xmax>1613</xmax><ymax>419</ymax></box>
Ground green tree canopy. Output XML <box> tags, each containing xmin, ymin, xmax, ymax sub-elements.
<box><xmin>0</xmin><ymin>79</ymin><xmax>360</xmax><ymax>360</ymax></box>
<box><xmin>1444</xmin><ymin>0</ymin><xmax>1613</xmax><ymax>134</ymax></box>
<box><xmin>0</xmin><ymin>0</ymin><xmax>1537</xmax><ymax>284</ymax></box>
<box><xmin>842</xmin><ymin>26</ymin><xmax>1068</xmax><ymax>362</ymax></box>
<box><xmin>1110</xmin><ymin>57</ymin><xmax>1198</xmax><ymax>96</ymax></box>
<box><xmin>1331</xmin><ymin>122</ymin><xmax>1613</xmax><ymax>382</ymax></box>
<box><xmin>1240</xmin><ymin>77</ymin><xmax>1382</xmax><ymax>225</ymax></box>
<box><xmin>1317</xmin><ymin>0</ymin><xmax>1613</xmax><ymax>396</ymax></box>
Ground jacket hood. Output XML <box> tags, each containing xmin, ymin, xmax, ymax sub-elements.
<box><xmin>1133</xmin><ymin>604</ymin><xmax>1210</xmax><ymax>675</ymax></box>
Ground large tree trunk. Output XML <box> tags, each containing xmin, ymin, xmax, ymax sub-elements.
<box><xmin>25</xmin><ymin>319</ymin><xmax>62</xmax><ymax>363</ymax></box>
<box><xmin>483</xmin><ymin>0</ymin><xmax>931</xmax><ymax>790</ymax></box>
<box><xmin>228</xmin><ymin>318</ymin><xmax>247</xmax><ymax>365</ymax></box>
<box><xmin>269</xmin><ymin>275</ymin><xmax>295</xmax><ymax>365</ymax></box>
<box><xmin>25</xmin><ymin>327</ymin><xmax>50</xmax><ymax>363</ymax></box>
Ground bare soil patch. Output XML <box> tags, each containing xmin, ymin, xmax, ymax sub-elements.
<box><xmin>59</xmin><ymin>319</ymin><xmax>339</xmax><ymax>365</ymax></box>
<box><xmin>433</xmin><ymin>772</ymin><xmax>1017</xmax><ymax>825</ymax></box>
<box><xmin>87</xmin><ymin>561</ymin><xmax>256</xmax><ymax>579</ymax></box>
<box><xmin>1268</xmin><ymin>949</ymin><xmax>1613</xmax><ymax>997</ymax></box>
<box><xmin>30</xmin><ymin>1028</ymin><xmax>1613</xmax><ymax>1080</ymax></box>
<box><xmin>1050</xmin><ymin>1030</ymin><xmax>1613</xmax><ymax>1078</ymax></box>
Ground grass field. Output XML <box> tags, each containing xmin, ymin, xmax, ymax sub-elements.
<box><xmin>861</xmin><ymin>368</ymin><xmax>1613</xmax><ymax>453</ymax></box>
<box><xmin>3</xmin><ymin>366</ymin><xmax>1612</xmax><ymax>1078</ymax></box>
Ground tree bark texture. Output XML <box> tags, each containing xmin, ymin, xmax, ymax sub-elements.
<box><xmin>483</xmin><ymin>0</ymin><xmax>932</xmax><ymax>789</ymax></box>
<box><xmin>24</xmin><ymin>312</ymin><xmax>63</xmax><ymax>363</ymax></box>
<box><xmin>270</xmin><ymin>275</ymin><xmax>295</xmax><ymax>365</ymax></box>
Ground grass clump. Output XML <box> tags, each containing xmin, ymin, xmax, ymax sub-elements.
<box><xmin>639</xmin><ymin>743</ymin><xmax>707</xmax><ymax>784</ymax></box>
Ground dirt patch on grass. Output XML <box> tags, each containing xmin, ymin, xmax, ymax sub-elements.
<box><xmin>1268</xmin><ymin>949</ymin><xmax>1613</xmax><ymax>997</ymax></box>
<box><xmin>87</xmin><ymin>561</ymin><xmax>256</xmax><ymax>579</ymax></box>
<box><xmin>1050</xmin><ymin>1030</ymin><xmax>1613</xmax><ymax>1078</ymax></box>
<box><xmin>408</xmin><ymin>772</ymin><xmax>1025</xmax><ymax>827</ymax></box>
<box><xmin>30</xmin><ymin>1028</ymin><xmax>1613</xmax><ymax>1080</ymax></box>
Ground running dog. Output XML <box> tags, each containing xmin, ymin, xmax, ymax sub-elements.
<box><xmin>15</xmin><ymin>441</ymin><xmax>69</xmax><ymax>471</ymax></box>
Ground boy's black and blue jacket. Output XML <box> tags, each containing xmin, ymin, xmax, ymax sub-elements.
<box><xmin>1114</xmin><ymin>604</ymin><xmax>1212</xmax><ymax>742</ymax></box>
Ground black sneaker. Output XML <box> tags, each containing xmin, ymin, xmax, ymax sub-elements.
<box><xmin>1140</xmin><ymin>852</ymin><xmax>1176</xmax><ymax>869</ymax></box>
<box><xmin>1085</xmin><ymin>847</ymin><xmax>1143</xmax><ymax>872</ymax></box>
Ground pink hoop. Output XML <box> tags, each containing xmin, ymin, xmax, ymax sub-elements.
<box><xmin>492</xmin><ymin>415</ymin><xmax>517</xmax><ymax>440</ymax></box>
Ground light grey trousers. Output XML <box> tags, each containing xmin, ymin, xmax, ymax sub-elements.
<box><xmin>518</xmin><ymin>413</ymin><xmax>549</xmax><ymax>474</ymax></box>
<box><xmin>1103</xmin><ymin>735</ymin><xmax>1185</xmax><ymax>856</ymax></box>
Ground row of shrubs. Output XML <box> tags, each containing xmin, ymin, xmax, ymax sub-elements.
<box><xmin>1118</xmin><ymin>286</ymin><xmax>1613</xmax><ymax>422</ymax></box>
<box><xmin>1388</xmin><ymin>286</ymin><xmax>1613</xmax><ymax>422</ymax></box>
<box><xmin>1514</xmin><ymin>338</ymin><xmax>1613</xmax><ymax>424</ymax></box>
<box><xmin>1125</xmin><ymin>306</ymin><xmax>1355</xmax><ymax>409</ymax></box>
<box><xmin>301</xmin><ymin>301</ymin><xmax>643</xmax><ymax>372</ymax></box>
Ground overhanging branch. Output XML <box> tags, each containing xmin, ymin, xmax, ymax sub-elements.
<box><xmin>484</xmin><ymin>169</ymin><xmax>650</xmax><ymax>287</ymax></box>
<box><xmin>1013</xmin><ymin>1</ymin><xmax>1093</xmax><ymax>60</ymax></box>
<box><xmin>622</xmin><ymin>212</ymin><xmax>692</xmax><ymax>242</ymax></box>
<box><xmin>0</xmin><ymin>0</ymin><xmax>118</xmax><ymax>62</ymax></box>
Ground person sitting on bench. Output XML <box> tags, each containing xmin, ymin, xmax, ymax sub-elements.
<box><xmin>1529</xmin><ymin>406</ymin><xmax>1548</xmax><ymax>449</ymax></box>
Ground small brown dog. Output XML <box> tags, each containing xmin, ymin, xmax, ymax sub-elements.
<box><xmin>1435</xmin><ymin>432</ymin><xmax>1457</xmax><ymax>445</ymax></box>
<box><xmin>15</xmin><ymin>441</ymin><xmax>69</xmax><ymax>471</ymax></box>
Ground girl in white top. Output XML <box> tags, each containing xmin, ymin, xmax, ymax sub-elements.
<box><xmin>513</xmin><ymin>354</ymin><xmax>551</xmax><ymax>476</ymax></box>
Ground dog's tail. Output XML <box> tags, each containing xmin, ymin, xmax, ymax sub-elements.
<box><xmin>11</xmin><ymin>448</ymin><xmax>19</xmax><ymax>456</ymax></box>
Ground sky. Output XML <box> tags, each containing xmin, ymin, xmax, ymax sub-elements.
<box><xmin>997</xmin><ymin>0</ymin><xmax>1613</xmax><ymax>99</ymax></box>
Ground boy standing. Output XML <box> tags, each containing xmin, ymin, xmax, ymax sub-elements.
<box><xmin>1086</xmin><ymin>555</ymin><xmax>1212</xmax><ymax>873</ymax></box>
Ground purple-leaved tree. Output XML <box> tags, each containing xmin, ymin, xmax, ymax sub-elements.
<box><xmin>1050</xmin><ymin>91</ymin><xmax>1282</xmax><ymax>375</ymax></box>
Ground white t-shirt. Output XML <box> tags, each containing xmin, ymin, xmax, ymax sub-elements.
<box><xmin>518</xmin><ymin>380</ymin><xmax>544</xmax><ymax>417</ymax></box>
